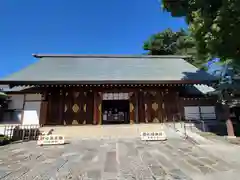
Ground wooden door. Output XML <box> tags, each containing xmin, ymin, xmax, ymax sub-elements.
<box><xmin>63</xmin><ymin>90</ymin><xmax>94</xmax><ymax>125</ymax></box>
<box><xmin>143</xmin><ymin>91</ymin><xmax>164</xmax><ymax>123</ymax></box>
<box><xmin>163</xmin><ymin>90</ymin><xmax>179</xmax><ymax>122</ymax></box>
<box><xmin>47</xmin><ymin>92</ymin><xmax>62</xmax><ymax>125</ymax></box>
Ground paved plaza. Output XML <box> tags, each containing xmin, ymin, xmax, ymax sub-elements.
<box><xmin>0</xmin><ymin>137</ymin><xmax>239</xmax><ymax>180</ymax></box>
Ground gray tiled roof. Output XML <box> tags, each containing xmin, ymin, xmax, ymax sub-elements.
<box><xmin>0</xmin><ymin>85</ymin><xmax>9</xmax><ymax>90</ymax></box>
<box><xmin>186</xmin><ymin>84</ymin><xmax>215</xmax><ymax>95</ymax></box>
<box><xmin>0</xmin><ymin>84</ymin><xmax>33</xmax><ymax>92</ymax></box>
<box><xmin>1</xmin><ymin>55</ymin><xmax>216</xmax><ymax>82</ymax></box>
<box><xmin>2</xmin><ymin>86</ymin><xmax>33</xmax><ymax>92</ymax></box>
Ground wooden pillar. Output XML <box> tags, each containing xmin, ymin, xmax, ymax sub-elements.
<box><xmin>145</xmin><ymin>92</ymin><xmax>152</xmax><ymax>123</ymax></box>
<box><xmin>161</xmin><ymin>90</ymin><xmax>167</xmax><ymax>123</ymax></box>
<box><xmin>143</xmin><ymin>92</ymin><xmax>147</xmax><ymax>123</ymax></box>
<box><xmin>175</xmin><ymin>91</ymin><xmax>182</xmax><ymax>121</ymax></box>
<box><xmin>156</xmin><ymin>91</ymin><xmax>163</xmax><ymax>123</ymax></box>
<box><xmin>39</xmin><ymin>92</ymin><xmax>48</xmax><ymax>126</ymax></box>
<box><xmin>20</xmin><ymin>94</ymin><xmax>26</xmax><ymax>124</ymax></box>
<box><xmin>98</xmin><ymin>93</ymin><xmax>102</xmax><ymax>125</ymax></box>
<box><xmin>86</xmin><ymin>91</ymin><xmax>94</xmax><ymax>124</ymax></box>
<box><xmin>135</xmin><ymin>91</ymin><xmax>139</xmax><ymax>123</ymax></box>
<box><xmin>179</xmin><ymin>98</ymin><xmax>185</xmax><ymax>121</ymax></box>
<box><xmin>93</xmin><ymin>92</ymin><xmax>98</xmax><ymax>125</ymax></box>
<box><xmin>164</xmin><ymin>89</ymin><xmax>170</xmax><ymax>122</ymax></box>
<box><xmin>138</xmin><ymin>90</ymin><xmax>145</xmax><ymax>123</ymax></box>
<box><xmin>93</xmin><ymin>92</ymin><xmax>102</xmax><ymax>125</ymax></box>
<box><xmin>63</xmin><ymin>90</ymin><xmax>72</xmax><ymax>125</ymax></box>
<box><xmin>59</xmin><ymin>89</ymin><xmax>64</xmax><ymax>125</ymax></box>
<box><xmin>129</xmin><ymin>92</ymin><xmax>135</xmax><ymax>124</ymax></box>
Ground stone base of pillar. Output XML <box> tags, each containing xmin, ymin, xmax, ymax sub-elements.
<box><xmin>226</xmin><ymin>136</ymin><xmax>237</xmax><ymax>139</ymax></box>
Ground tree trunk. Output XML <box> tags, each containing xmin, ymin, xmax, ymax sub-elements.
<box><xmin>224</xmin><ymin>105</ymin><xmax>235</xmax><ymax>137</ymax></box>
<box><xmin>226</xmin><ymin>118</ymin><xmax>235</xmax><ymax>137</ymax></box>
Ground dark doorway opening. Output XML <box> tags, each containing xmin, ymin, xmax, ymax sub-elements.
<box><xmin>102</xmin><ymin>100</ymin><xmax>130</xmax><ymax>124</ymax></box>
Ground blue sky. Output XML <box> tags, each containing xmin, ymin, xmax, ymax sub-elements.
<box><xmin>0</xmin><ymin>0</ymin><xmax>186</xmax><ymax>78</ymax></box>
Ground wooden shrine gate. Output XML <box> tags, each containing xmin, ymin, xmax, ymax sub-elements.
<box><xmin>46</xmin><ymin>88</ymin><xmax>179</xmax><ymax>125</ymax></box>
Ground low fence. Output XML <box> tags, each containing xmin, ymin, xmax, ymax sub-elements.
<box><xmin>184</xmin><ymin>119</ymin><xmax>207</xmax><ymax>132</ymax></box>
<box><xmin>169</xmin><ymin>113</ymin><xmax>220</xmax><ymax>137</ymax></box>
<box><xmin>3</xmin><ymin>124</ymin><xmax>41</xmax><ymax>141</ymax></box>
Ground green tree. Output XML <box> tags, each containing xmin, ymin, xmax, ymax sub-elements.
<box><xmin>162</xmin><ymin>0</ymin><xmax>240</xmax><ymax>66</ymax></box>
<box><xmin>143</xmin><ymin>28</ymin><xmax>204</xmax><ymax>67</ymax></box>
<box><xmin>162</xmin><ymin>0</ymin><xmax>240</xmax><ymax>137</ymax></box>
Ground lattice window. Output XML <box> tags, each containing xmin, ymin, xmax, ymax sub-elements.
<box><xmin>102</xmin><ymin>93</ymin><xmax>129</xmax><ymax>100</ymax></box>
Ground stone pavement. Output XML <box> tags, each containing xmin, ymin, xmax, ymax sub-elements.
<box><xmin>0</xmin><ymin>138</ymin><xmax>239</xmax><ymax>180</ymax></box>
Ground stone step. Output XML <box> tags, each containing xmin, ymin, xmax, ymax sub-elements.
<box><xmin>40</xmin><ymin>124</ymin><xmax>179</xmax><ymax>139</ymax></box>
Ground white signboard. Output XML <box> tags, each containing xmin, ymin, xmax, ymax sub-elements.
<box><xmin>140</xmin><ymin>131</ymin><xmax>167</xmax><ymax>141</ymax></box>
<box><xmin>37</xmin><ymin>135</ymin><xmax>65</xmax><ymax>145</ymax></box>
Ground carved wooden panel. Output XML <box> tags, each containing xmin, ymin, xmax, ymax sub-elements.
<box><xmin>163</xmin><ymin>90</ymin><xmax>179</xmax><ymax>122</ymax></box>
<box><xmin>64</xmin><ymin>90</ymin><xmax>83</xmax><ymax>125</ymax></box>
<box><xmin>143</xmin><ymin>90</ymin><xmax>164</xmax><ymax>123</ymax></box>
<box><xmin>47</xmin><ymin>89</ymin><xmax>94</xmax><ymax>125</ymax></box>
<box><xmin>86</xmin><ymin>91</ymin><xmax>94</xmax><ymax>124</ymax></box>
<box><xmin>47</xmin><ymin>92</ymin><xmax>62</xmax><ymax>125</ymax></box>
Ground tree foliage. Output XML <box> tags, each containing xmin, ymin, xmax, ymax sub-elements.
<box><xmin>160</xmin><ymin>0</ymin><xmax>240</xmax><ymax>136</ymax></box>
<box><xmin>143</xmin><ymin>28</ymin><xmax>204</xmax><ymax>67</ymax></box>
<box><xmin>162</xmin><ymin>0</ymin><xmax>240</xmax><ymax>66</ymax></box>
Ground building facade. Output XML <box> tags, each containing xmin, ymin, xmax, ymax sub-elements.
<box><xmin>0</xmin><ymin>55</ymin><xmax>217</xmax><ymax>126</ymax></box>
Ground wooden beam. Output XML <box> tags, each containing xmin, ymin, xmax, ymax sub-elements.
<box><xmin>138</xmin><ymin>90</ymin><xmax>145</xmax><ymax>123</ymax></box>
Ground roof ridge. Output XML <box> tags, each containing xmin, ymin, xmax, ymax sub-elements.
<box><xmin>32</xmin><ymin>54</ymin><xmax>190</xmax><ymax>59</ymax></box>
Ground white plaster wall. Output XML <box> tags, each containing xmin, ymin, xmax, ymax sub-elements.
<box><xmin>22</xmin><ymin>101</ymin><xmax>41</xmax><ymax>125</ymax></box>
<box><xmin>2</xmin><ymin>94</ymin><xmax>42</xmax><ymax>125</ymax></box>
<box><xmin>184</xmin><ymin>106</ymin><xmax>216</xmax><ymax>120</ymax></box>
<box><xmin>25</xmin><ymin>94</ymin><xmax>42</xmax><ymax>101</ymax></box>
<box><xmin>1</xmin><ymin>94</ymin><xmax>23</xmax><ymax>124</ymax></box>
<box><xmin>8</xmin><ymin>94</ymin><xmax>24</xmax><ymax>110</ymax></box>
<box><xmin>184</xmin><ymin>106</ymin><xmax>200</xmax><ymax>120</ymax></box>
<box><xmin>200</xmin><ymin>106</ymin><xmax>216</xmax><ymax>119</ymax></box>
